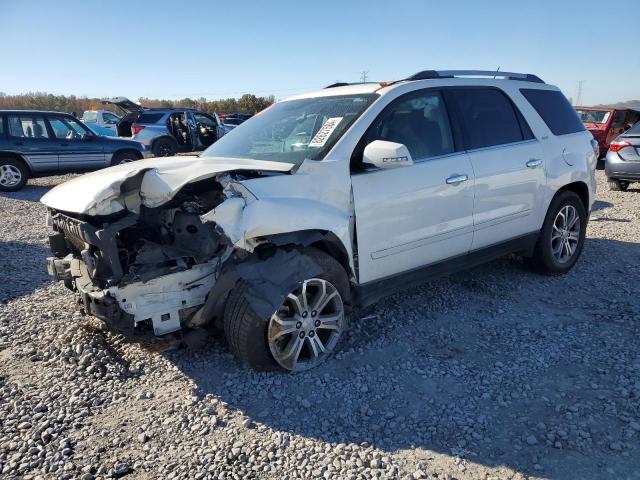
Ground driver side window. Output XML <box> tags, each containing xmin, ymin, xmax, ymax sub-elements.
<box><xmin>353</xmin><ymin>90</ymin><xmax>454</xmax><ymax>170</ymax></box>
<box><xmin>103</xmin><ymin>112</ymin><xmax>119</xmax><ymax>125</ymax></box>
<box><xmin>194</xmin><ymin>113</ymin><xmax>217</xmax><ymax>127</ymax></box>
<box><xmin>48</xmin><ymin>117</ymin><xmax>79</xmax><ymax>139</ymax></box>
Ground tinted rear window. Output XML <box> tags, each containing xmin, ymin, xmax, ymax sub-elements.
<box><xmin>135</xmin><ymin>113</ymin><xmax>164</xmax><ymax>124</ymax></box>
<box><xmin>626</xmin><ymin>122</ymin><xmax>640</xmax><ymax>135</ymax></box>
<box><xmin>449</xmin><ymin>88</ymin><xmax>527</xmax><ymax>149</ymax></box>
<box><xmin>520</xmin><ymin>89</ymin><xmax>584</xmax><ymax>136</ymax></box>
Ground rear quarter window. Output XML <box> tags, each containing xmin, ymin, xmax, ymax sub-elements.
<box><xmin>520</xmin><ymin>89</ymin><xmax>585</xmax><ymax>136</ymax></box>
<box><xmin>0</xmin><ymin>116</ymin><xmax>4</xmax><ymax>136</ymax></box>
<box><xmin>135</xmin><ymin>113</ymin><xmax>164</xmax><ymax>124</ymax></box>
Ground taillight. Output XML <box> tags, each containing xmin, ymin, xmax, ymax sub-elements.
<box><xmin>609</xmin><ymin>140</ymin><xmax>631</xmax><ymax>152</ymax></box>
<box><xmin>132</xmin><ymin>125</ymin><xmax>145</xmax><ymax>135</ymax></box>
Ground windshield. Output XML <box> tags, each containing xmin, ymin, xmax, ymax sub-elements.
<box><xmin>202</xmin><ymin>94</ymin><xmax>378</xmax><ymax>164</ymax></box>
<box><xmin>576</xmin><ymin>109</ymin><xmax>611</xmax><ymax>124</ymax></box>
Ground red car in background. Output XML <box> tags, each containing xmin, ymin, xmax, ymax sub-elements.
<box><xmin>575</xmin><ymin>107</ymin><xmax>640</xmax><ymax>158</ymax></box>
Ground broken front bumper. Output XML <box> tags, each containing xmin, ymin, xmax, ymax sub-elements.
<box><xmin>47</xmin><ymin>254</ymin><xmax>219</xmax><ymax>336</ymax></box>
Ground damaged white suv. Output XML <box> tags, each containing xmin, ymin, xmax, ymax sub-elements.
<box><xmin>43</xmin><ymin>70</ymin><xmax>598</xmax><ymax>371</ymax></box>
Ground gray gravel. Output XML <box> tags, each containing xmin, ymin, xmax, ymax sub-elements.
<box><xmin>1</xmin><ymin>172</ymin><xmax>639</xmax><ymax>479</ymax></box>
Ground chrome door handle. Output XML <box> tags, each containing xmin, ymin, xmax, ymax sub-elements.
<box><xmin>446</xmin><ymin>174</ymin><xmax>468</xmax><ymax>185</ymax></box>
<box><xmin>526</xmin><ymin>158</ymin><xmax>543</xmax><ymax>168</ymax></box>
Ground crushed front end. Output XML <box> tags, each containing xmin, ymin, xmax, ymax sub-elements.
<box><xmin>46</xmin><ymin>179</ymin><xmax>232</xmax><ymax>336</ymax></box>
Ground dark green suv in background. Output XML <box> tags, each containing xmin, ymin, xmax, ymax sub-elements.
<box><xmin>0</xmin><ymin>110</ymin><xmax>150</xmax><ymax>191</ymax></box>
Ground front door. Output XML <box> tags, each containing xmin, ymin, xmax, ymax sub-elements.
<box><xmin>351</xmin><ymin>89</ymin><xmax>475</xmax><ymax>284</ymax></box>
<box><xmin>47</xmin><ymin>115</ymin><xmax>106</xmax><ymax>171</ymax></box>
<box><xmin>192</xmin><ymin>112</ymin><xmax>220</xmax><ymax>149</ymax></box>
<box><xmin>6</xmin><ymin>114</ymin><xmax>58</xmax><ymax>172</ymax></box>
<box><xmin>446</xmin><ymin>87</ymin><xmax>546</xmax><ymax>250</ymax></box>
<box><xmin>101</xmin><ymin>111</ymin><xmax>121</xmax><ymax>134</ymax></box>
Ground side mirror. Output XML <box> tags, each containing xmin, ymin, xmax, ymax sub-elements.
<box><xmin>82</xmin><ymin>132</ymin><xmax>95</xmax><ymax>140</ymax></box>
<box><xmin>363</xmin><ymin>140</ymin><xmax>413</xmax><ymax>169</ymax></box>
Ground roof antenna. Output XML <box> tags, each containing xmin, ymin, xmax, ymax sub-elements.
<box><xmin>494</xmin><ymin>66</ymin><xmax>501</xmax><ymax>79</ymax></box>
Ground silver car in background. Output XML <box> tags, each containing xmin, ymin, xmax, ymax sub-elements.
<box><xmin>102</xmin><ymin>98</ymin><xmax>230</xmax><ymax>157</ymax></box>
<box><xmin>605</xmin><ymin>121</ymin><xmax>640</xmax><ymax>191</ymax></box>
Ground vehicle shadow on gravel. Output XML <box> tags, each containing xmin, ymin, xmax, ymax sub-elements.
<box><xmin>163</xmin><ymin>237</ymin><xmax>640</xmax><ymax>480</ymax></box>
<box><xmin>0</xmin><ymin>176</ymin><xmax>77</xmax><ymax>203</ymax></box>
<box><xmin>0</xmin><ymin>241</ymin><xmax>51</xmax><ymax>303</ymax></box>
<box><xmin>592</xmin><ymin>199</ymin><xmax>613</xmax><ymax>211</ymax></box>
<box><xmin>0</xmin><ymin>185</ymin><xmax>57</xmax><ymax>203</ymax></box>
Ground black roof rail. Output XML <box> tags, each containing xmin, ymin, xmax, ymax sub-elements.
<box><xmin>325</xmin><ymin>82</ymin><xmax>351</xmax><ymax>89</ymax></box>
<box><xmin>406</xmin><ymin>70</ymin><xmax>545</xmax><ymax>84</ymax></box>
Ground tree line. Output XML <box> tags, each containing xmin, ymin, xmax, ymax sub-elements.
<box><xmin>0</xmin><ymin>92</ymin><xmax>275</xmax><ymax>116</ymax></box>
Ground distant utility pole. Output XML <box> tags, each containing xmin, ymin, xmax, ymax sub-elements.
<box><xmin>575</xmin><ymin>80</ymin><xmax>584</xmax><ymax>106</ymax></box>
<box><xmin>360</xmin><ymin>71</ymin><xmax>369</xmax><ymax>83</ymax></box>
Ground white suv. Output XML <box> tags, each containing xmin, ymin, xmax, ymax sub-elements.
<box><xmin>42</xmin><ymin>70</ymin><xmax>598</xmax><ymax>371</ymax></box>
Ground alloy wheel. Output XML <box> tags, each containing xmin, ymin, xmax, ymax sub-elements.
<box><xmin>0</xmin><ymin>164</ymin><xmax>22</xmax><ymax>187</ymax></box>
<box><xmin>267</xmin><ymin>278</ymin><xmax>345</xmax><ymax>371</ymax></box>
<box><xmin>551</xmin><ymin>205</ymin><xmax>581</xmax><ymax>264</ymax></box>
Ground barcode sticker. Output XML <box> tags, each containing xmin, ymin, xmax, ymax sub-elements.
<box><xmin>308</xmin><ymin>117</ymin><xmax>343</xmax><ymax>148</ymax></box>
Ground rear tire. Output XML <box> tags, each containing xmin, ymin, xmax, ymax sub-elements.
<box><xmin>223</xmin><ymin>248</ymin><xmax>350</xmax><ymax>372</ymax></box>
<box><xmin>0</xmin><ymin>158</ymin><xmax>29</xmax><ymax>192</ymax></box>
<box><xmin>608</xmin><ymin>179</ymin><xmax>629</xmax><ymax>191</ymax></box>
<box><xmin>525</xmin><ymin>190</ymin><xmax>587</xmax><ymax>275</ymax></box>
<box><xmin>152</xmin><ymin>138</ymin><xmax>178</xmax><ymax>157</ymax></box>
<box><xmin>110</xmin><ymin>151</ymin><xmax>140</xmax><ymax>166</ymax></box>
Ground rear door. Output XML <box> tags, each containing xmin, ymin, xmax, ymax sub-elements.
<box><xmin>351</xmin><ymin>89</ymin><xmax>475</xmax><ymax>283</ymax></box>
<box><xmin>6</xmin><ymin>114</ymin><xmax>58</xmax><ymax>172</ymax></box>
<box><xmin>446</xmin><ymin>87</ymin><xmax>546</xmax><ymax>250</ymax></box>
<box><xmin>47</xmin><ymin>115</ymin><xmax>106</xmax><ymax>170</ymax></box>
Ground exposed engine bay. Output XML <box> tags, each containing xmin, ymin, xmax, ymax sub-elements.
<box><xmin>47</xmin><ymin>174</ymin><xmax>255</xmax><ymax>335</ymax></box>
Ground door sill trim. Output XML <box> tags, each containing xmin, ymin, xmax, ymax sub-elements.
<box><xmin>355</xmin><ymin>231</ymin><xmax>539</xmax><ymax>308</ymax></box>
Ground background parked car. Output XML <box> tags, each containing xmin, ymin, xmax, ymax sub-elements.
<box><xmin>575</xmin><ymin>106</ymin><xmax>640</xmax><ymax>158</ymax></box>
<box><xmin>86</xmin><ymin>124</ymin><xmax>117</xmax><ymax>137</ymax></box>
<box><xmin>102</xmin><ymin>97</ymin><xmax>229</xmax><ymax>156</ymax></box>
<box><xmin>81</xmin><ymin>109</ymin><xmax>121</xmax><ymax>136</ymax></box>
<box><xmin>605</xmin><ymin>121</ymin><xmax>640</xmax><ymax>191</ymax></box>
<box><xmin>0</xmin><ymin>110</ymin><xmax>149</xmax><ymax>191</ymax></box>
<box><xmin>219</xmin><ymin>113</ymin><xmax>253</xmax><ymax>130</ymax></box>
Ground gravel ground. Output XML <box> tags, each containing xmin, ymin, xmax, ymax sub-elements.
<box><xmin>0</xmin><ymin>172</ymin><xmax>639</xmax><ymax>480</ymax></box>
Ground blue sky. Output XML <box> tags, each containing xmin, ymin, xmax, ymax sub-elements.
<box><xmin>1</xmin><ymin>0</ymin><xmax>638</xmax><ymax>105</ymax></box>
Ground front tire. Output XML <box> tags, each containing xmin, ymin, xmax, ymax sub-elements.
<box><xmin>0</xmin><ymin>158</ymin><xmax>29</xmax><ymax>192</ymax></box>
<box><xmin>526</xmin><ymin>191</ymin><xmax>587</xmax><ymax>275</ymax></box>
<box><xmin>223</xmin><ymin>249</ymin><xmax>350</xmax><ymax>372</ymax></box>
<box><xmin>608</xmin><ymin>179</ymin><xmax>629</xmax><ymax>191</ymax></box>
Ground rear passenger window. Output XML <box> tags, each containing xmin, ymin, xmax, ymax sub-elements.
<box><xmin>449</xmin><ymin>88</ymin><xmax>526</xmax><ymax>149</ymax></box>
<box><xmin>7</xmin><ymin>115</ymin><xmax>50</xmax><ymax>139</ymax></box>
<box><xmin>136</xmin><ymin>113</ymin><xmax>164</xmax><ymax>124</ymax></box>
<box><xmin>520</xmin><ymin>89</ymin><xmax>584</xmax><ymax>136</ymax></box>
<box><xmin>0</xmin><ymin>116</ymin><xmax>4</xmax><ymax>136</ymax></box>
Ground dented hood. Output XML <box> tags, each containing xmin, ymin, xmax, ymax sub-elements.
<box><xmin>41</xmin><ymin>156</ymin><xmax>294</xmax><ymax>215</ymax></box>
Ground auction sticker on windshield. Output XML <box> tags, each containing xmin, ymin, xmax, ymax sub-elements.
<box><xmin>308</xmin><ymin>117</ymin><xmax>343</xmax><ymax>148</ymax></box>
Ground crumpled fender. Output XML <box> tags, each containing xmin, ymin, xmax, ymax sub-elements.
<box><xmin>202</xmin><ymin>196</ymin><xmax>354</xmax><ymax>274</ymax></box>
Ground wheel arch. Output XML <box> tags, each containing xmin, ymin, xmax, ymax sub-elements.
<box><xmin>0</xmin><ymin>151</ymin><xmax>33</xmax><ymax>175</ymax></box>
<box><xmin>151</xmin><ymin>135</ymin><xmax>179</xmax><ymax>151</ymax></box>
<box><xmin>256</xmin><ymin>229</ymin><xmax>354</xmax><ymax>282</ymax></box>
<box><xmin>556</xmin><ymin>181</ymin><xmax>590</xmax><ymax>212</ymax></box>
<box><xmin>112</xmin><ymin>148</ymin><xmax>143</xmax><ymax>161</ymax></box>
